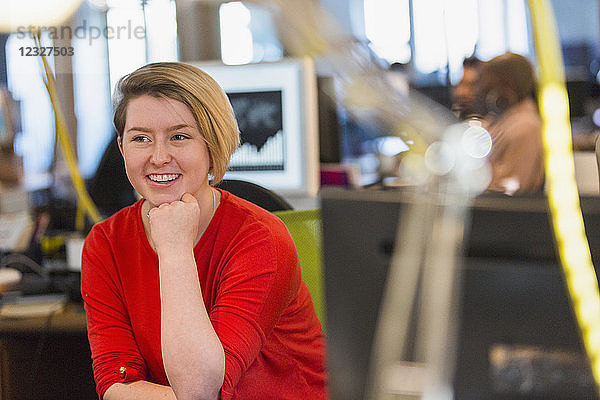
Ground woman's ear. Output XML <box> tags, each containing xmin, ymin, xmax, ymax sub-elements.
<box><xmin>117</xmin><ymin>135</ymin><xmax>124</xmax><ymax>156</ymax></box>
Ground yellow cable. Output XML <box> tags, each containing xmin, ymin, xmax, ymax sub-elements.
<box><xmin>33</xmin><ymin>32</ymin><xmax>102</xmax><ymax>229</ymax></box>
<box><xmin>528</xmin><ymin>0</ymin><xmax>600</xmax><ymax>391</ymax></box>
<box><xmin>75</xmin><ymin>203</ymin><xmax>86</xmax><ymax>232</ymax></box>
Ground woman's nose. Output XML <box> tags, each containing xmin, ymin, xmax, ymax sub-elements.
<box><xmin>150</xmin><ymin>142</ymin><xmax>172</xmax><ymax>165</ymax></box>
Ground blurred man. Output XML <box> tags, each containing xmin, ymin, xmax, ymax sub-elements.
<box><xmin>476</xmin><ymin>52</ymin><xmax>544</xmax><ymax>195</ymax></box>
<box><xmin>452</xmin><ymin>56</ymin><xmax>482</xmax><ymax>120</ymax></box>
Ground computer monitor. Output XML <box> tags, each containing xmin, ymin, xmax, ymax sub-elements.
<box><xmin>189</xmin><ymin>58</ymin><xmax>320</xmax><ymax>197</ymax></box>
<box><xmin>321</xmin><ymin>188</ymin><xmax>600</xmax><ymax>400</ymax></box>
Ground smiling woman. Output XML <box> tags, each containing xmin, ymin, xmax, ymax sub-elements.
<box><xmin>119</xmin><ymin>96</ymin><xmax>212</xmax><ymax>212</ymax></box>
<box><xmin>81</xmin><ymin>62</ymin><xmax>327</xmax><ymax>400</ymax></box>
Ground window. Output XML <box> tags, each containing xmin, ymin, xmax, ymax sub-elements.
<box><xmin>6</xmin><ymin>32</ymin><xmax>55</xmax><ymax>190</ymax></box>
<box><xmin>143</xmin><ymin>0</ymin><xmax>179</xmax><ymax>63</ymax></box>
<box><xmin>364</xmin><ymin>0</ymin><xmax>411</xmax><ymax>64</ymax></box>
<box><xmin>220</xmin><ymin>2</ymin><xmax>253</xmax><ymax>65</ymax></box>
<box><xmin>72</xmin><ymin>1</ymin><xmax>113</xmax><ymax>178</ymax></box>
<box><xmin>219</xmin><ymin>1</ymin><xmax>283</xmax><ymax>65</ymax></box>
<box><xmin>363</xmin><ymin>0</ymin><xmax>532</xmax><ymax>85</ymax></box>
<box><xmin>106</xmin><ymin>0</ymin><xmax>147</xmax><ymax>96</ymax></box>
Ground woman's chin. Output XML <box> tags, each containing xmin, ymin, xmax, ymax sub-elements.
<box><xmin>145</xmin><ymin>195</ymin><xmax>181</xmax><ymax>207</ymax></box>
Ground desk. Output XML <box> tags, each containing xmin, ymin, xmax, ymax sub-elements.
<box><xmin>0</xmin><ymin>302</ymin><xmax>96</xmax><ymax>399</ymax></box>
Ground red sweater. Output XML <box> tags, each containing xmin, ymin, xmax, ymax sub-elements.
<box><xmin>81</xmin><ymin>190</ymin><xmax>327</xmax><ymax>399</ymax></box>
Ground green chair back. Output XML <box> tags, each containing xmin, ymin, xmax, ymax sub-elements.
<box><xmin>274</xmin><ymin>209</ymin><xmax>325</xmax><ymax>330</ymax></box>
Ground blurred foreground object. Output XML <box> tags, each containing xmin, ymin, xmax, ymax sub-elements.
<box><xmin>246</xmin><ymin>1</ymin><xmax>489</xmax><ymax>400</ymax></box>
<box><xmin>249</xmin><ymin>0</ymin><xmax>600</xmax><ymax>397</ymax></box>
<box><xmin>528</xmin><ymin>0</ymin><xmax>600</xmax><ymax>393</ymax></box>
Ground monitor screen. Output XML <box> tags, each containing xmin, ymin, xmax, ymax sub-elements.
<box><xmin>189</xmin><ymin>59</ymin><xmax>320</xmax><ymax>197</ymax></box>
<box><xmin>321</xmin><ymin>188</ymin><xmax>600</xmax><ymax>400</ymax></box>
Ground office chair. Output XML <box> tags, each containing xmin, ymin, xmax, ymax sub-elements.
<box><xmin>87</xmin><ymin>134</ymin><xmax>137</xmax><ymax>217</ymax></box>
<box><xmin>274</xmin><ymin>209</ymin><xmax>325</xmax><ymax>330</ymax></box>
<box><xmin>215</xmin><ymin>179</ymin><xmax>293</xmax><ymax>212</ymax></box>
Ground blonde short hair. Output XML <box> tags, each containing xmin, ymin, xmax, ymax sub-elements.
<box><xmin>113</xmin><ymin>62</ymin><xmax>240</xmax><ymax>185</ymax></box>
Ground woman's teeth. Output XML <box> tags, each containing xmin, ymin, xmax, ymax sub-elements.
<box><xmin>149</xmin><ymin>174</ymin><xmax>180</xmax><ymax>182</ymax></box>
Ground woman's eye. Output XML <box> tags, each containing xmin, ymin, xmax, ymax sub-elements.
<box><xmin>172</xmin><ymin>134</ymin><xmax>189</xmax><ymax>141</ymax></box>
<box><xmin>132</xmin><ymin>136</ymin><xmax>148</xmax><ymax>143</ymax></box>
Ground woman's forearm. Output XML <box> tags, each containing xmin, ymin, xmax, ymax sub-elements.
<box><xmin>104</xmin><ymin>380</ymin><xmax>176</xmax><ymax>399</ymax></box>
<box><xmin>158</xmin><ymin>248</ymin><xmax>225</xmax><ymax>400</ymax></box>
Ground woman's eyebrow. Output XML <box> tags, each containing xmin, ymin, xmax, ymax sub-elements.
<box><xmin>126</xmin><ymin>124</ymin><xmax>192</xmax><ymax>134</ymax></box>
<box><xmin>127</xmin><ymin>126</ymin><xmax>152</xmax><ymax>133</ymax></box>
<box><xmin>168</xmin><ymin>124</ymin><xmax>192</xmax><ymax>131</ymax></box>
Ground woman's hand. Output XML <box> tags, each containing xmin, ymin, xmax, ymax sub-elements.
<box><xmin>147</xmin><ymin>193</ymin><xmax>200</xmax><ymax>255</ymax></box>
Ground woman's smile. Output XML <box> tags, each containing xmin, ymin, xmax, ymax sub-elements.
<box><xmin>147</xmin><ymin>173</ymin><xmax>182</xmax><ymax>184</ymax></box>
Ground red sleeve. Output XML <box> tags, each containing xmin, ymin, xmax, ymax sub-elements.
<box><xmin>209</xmin><ymin>219</ymin><xmax>301</xmax><ymax>399</ymax></box>
<box><xmin>81</xmin><ymin>225</ymin><xmax>147</xmax><ymax>399</ymax></box>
